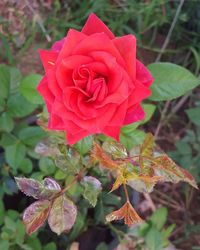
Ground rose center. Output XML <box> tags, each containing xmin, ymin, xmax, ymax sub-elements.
<box><xmin>72</xmin><ymin>65</ymin><xmax>108</xmax><ymax>102</ymax></box>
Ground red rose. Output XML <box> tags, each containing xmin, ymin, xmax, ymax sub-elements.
<box><xmin>37</xmin><ymin>13</ymin><xmax>153</xmax><ymax>145</ymax></box>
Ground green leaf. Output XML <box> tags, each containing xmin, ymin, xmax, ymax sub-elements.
<box><xmin>7</xmin><ymin>93</ymin><xmax>37</xmax><ymax>118</ymax></box>
<box><xmin>48</xmin><ymin>195</ymin><xmax>77</xmax><ymax>235</ymax></box>
<box><xmin>39</xmin><ymin>157</ymin><xmax>56</xmax><ymax>175</ymax></box>
<box><xmin>74</xmin><ymin>136</ymin><xmax>93</xmax><ymax>155</ymax></box>
<box><xmin>120</xmin><ymin>129</ymin><xmax>146</xmax><ymax>150</ymax></box>
<box><xmin>0</xmin><ymin>241</ymin><xmax>9</xmax><ymax>250</ymax></box>
<box><xmin>19</xmin><ymin>158</ymin><xmax>33</xmax><ymax>174</ymax></box>
<box><xmin>145</xmin><ymin>227</ymin><xmax>163</xmax><ymax>250</ymax></box>
<box><xmin>20</xmin><ymin>74</ymin><xmax>43</xmax><ymax>104</ymax></box>
<box><xmin>148</xmin><ymin>63</ymin><xmax>200</xmax><ymax>101</ymax></box>
<box><xmin>15</xmin><ymin>177</ymin><xmax>61</xmax><ymax>200</ymax></box>
<box><xmin>0</xmin><ymin>133</ymin><xmax>18</xmax><ymax>147</ymax></box>
<box><xmin>150</xmin><ymin>207</ymin><xmax>168</xmax><ymax>230</ymax></box>
<box><xmin>23</xmin><ymin>200</ymin><xmax>50</xmax><ymax>235</ymax></box>
<box><xmin>81</xmin><ymin>176</ymin><xmax>102</xmax><ymax>207</ymax></box>
<box><xmin>96</xmin><ymin>242</ymin><xmax>108</xmax><ymax>250</ymax></box>
<box><xmin>9</xmin><ymin>67</ymin><xmax>22</xmax><ymax>94</ymax></box>
<box><xmin>0</xmin><ymin>64</ymin><xmax>10</xmax><ymax>99</ymax></box>
<box><xmin>5</xmin><ymin>142</ymin><xmax>26</xmax><ymax>170</ymax></box>
<box><xmin>186</xmin><ymin>107</ymin><xmax>200</xmax><ymax>126</ymax></box>
<box><xmin>0</xmin><ymin>97</ymin><xmax>6</xmax><ymax>112</ymax></box>
<box><xmin>0</xmin><ymin>200</ymin><xmax>5</xmax><ymax>225</ymax></box>
<box><xmin>18</xmin><ymin>126</ymin><xmax>46</xmax><ymax>146</ymax></box>
<box><xmin>43</xmin><ymin>242</ymin><xmax>57</xmax><ymax>250</ymax></box>
<box><xmin>0</xmin><ymin>112</ymin><xmax>14</xmax><ymax>132</ymax></box>
<box><xmin>69</xmin><ymin>213</ymin><xmax>86</xmax><ymax>240</ymax></box>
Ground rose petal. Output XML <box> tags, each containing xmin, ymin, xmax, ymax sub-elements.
<box><xmin>51</xmin><ymin>38</ymin><xmax>65</xmax><ymax>52</ymax></box>
<box><xmin>46</xmin><ymin>69</ymin><xmax>63</xmax><ymax>101</ymax></box>
<box><xmin>102</xmin><ymin>125</ymin><xmax>120</xmax><ymax>141</ymax></box>
<box><xmin>38</xmin><ymin>50</ymin><xmax>58</xmax><ymax>72</ymax></box>
<box><xmin>81</xmin><ymin>13</ymin><xmax>115</xmax><ymax>39</ymax></box>
<box><xmin>127</xmin><ymin>80</ymin><xmax>151</xmax><ymax>107</ymax></box>
<box><xmin>113</xmin><ymin>35</ymin><xmax>136</xmax><ymax>80</ymax></box>
<box><xmin>66</xmin><ymin>129</ymin><xmax>90</xmax><ymax>145</ymax></box>
<box><xmin>72</xmin><ymin>33</ymin><xmax>125</xmax><ymax>68</ymax></box>
<box><xmin>37</xmin><ymin>76</ymin><xmax>55</xmax><ymax>112</ymax></box>
<box><xmin>48</xmin><ymin>113</ymin><xmax>65</xmax><ymax>130</ymax></box>
<box><xmin>123</xmin><ymin>104</ymin><xmax>145</xmax><ymax>125</ymax></box>
<box><xmin>58</xmin><ymin>29</ymin><xmax>87</xmax><ymax>61</ymax></box>
<box><xmin>136</xmin><ymin>60</ymin><xmax>154</xmax><ymax>87</ymax></box>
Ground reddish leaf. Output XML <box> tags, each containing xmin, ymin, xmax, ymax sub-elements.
<box><xmin>48</xmin><ymin>195</ymin><xmax>77</xmax><ymax>235</ymax></box>
<box><xmin>106</xmin><ymin>201</ymin><xmax>143</xmax><ymax>227</ymax></box>
<box><xmin>91</xmin><ymin>143</ymin><xmax>120</xmax><ymax>170</ymax></box>
<box><xmin>140</xmin><ymin>133</ymin><xmax>154</xmax><ymax>158</ymax></box>
<box><xmin>154</xmin><ymin>154</ymin><xmax>198</xmax><ymax>189</ymax></box>
<box><xmin>23</xmin><ymin>200</ymin><xmax>50</xmax><ymax>235</ymax></box>
<box><xmin>15</xmin><ymin>177</ymin><xmax>61</xmax><ymax>200</ymax></box>
<box><xmin>102</xmin><ymin>141</ymin><xmax>127</xmax><ymax>159</ymax></box>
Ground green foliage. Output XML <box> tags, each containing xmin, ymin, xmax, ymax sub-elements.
<box><xmin>20</xmin><ymin>74</ymin><xmax>43</xmax><ymax>104</ymax></box>
<box><xmin>148</xmin><ymin>63</ymin><xmax>200</xmax><ymax>101</ymax></box>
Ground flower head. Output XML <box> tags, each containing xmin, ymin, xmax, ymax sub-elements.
<box><xmin>37</xmin><ymin>13</ymin><xmax>153</xmax><ymax>144</ymax></box>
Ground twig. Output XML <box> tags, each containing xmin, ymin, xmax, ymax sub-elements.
<box><xmin>25</xmin><ymin>0</ymin><xmax>51</xmax><ymax>42</ymax></box>
<box><xmin>154</xmin><ymin>100</ymin><xmax>171</xmax><ymax>139</ymax></box>
<box><xmin>143</xmin><ymin>193</ymin><xmax>156</xmax><ymax>212</ymax></box>
<box><xmin>156</xmin><ymin>0</ymin><xmax>185</xmax><ymax>62</ymax></box>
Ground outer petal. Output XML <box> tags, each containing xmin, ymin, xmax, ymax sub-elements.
<box><xmin>66</xmin><ymin>130</ymin><xmax>90</xmax><ymax>145</ymax></box>
<box><xmin>81</xmin><ymin>13</ymin><xmax>115</xmax><ymax>39</ymax></box>
<box><xmin>51</xmin><ymin>38</ymin><xmax>65</xmax><ymax>52</ymax></box>
<box><xmin>38</xmin><ymin>50</ymin><xmax>58</xmax><ymax>72</ymax></box>
<box><xmin>48</xmin><ymin>113</ymin><xmax>65</xmax><ymax>130</ymax></box>
<box><xmin>136</xmin><ymin>60</ymin><xmax>154</xmax><ymax>87</ymax></box>
<box><xmin>102</xmin><ymin>126</ymin><xmax>120</xmax><ymax>141</ymax></box>
<box><xmin>113</xmin><ymin>35</ymin><xmax>136</xmax><ymax>80</ymax></box>
<box><xmin>57</xmin><ymin>29</ymin><xmax>87</xmax><ymax>61</ymax></box>
<box><xmin>37</xmin><ymin>76</ymin><xmax>55</xmax><ymax>112</ymax></box>
<box><xmin>123</xmin><ymin>104</ymin><xmax>145</xmax><ymax>125</ymax></box>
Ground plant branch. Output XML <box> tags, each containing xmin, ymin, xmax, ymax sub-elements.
<box><xmin>155</xmin><ymin>0</ymin><xmax>185</xmax><ymax>62</ymax></box>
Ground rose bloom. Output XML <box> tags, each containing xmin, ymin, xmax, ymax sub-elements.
<box><xmin>37</xmin><ymin>13</ymin><xmax>153</xmax><ymax>145</ymax></box>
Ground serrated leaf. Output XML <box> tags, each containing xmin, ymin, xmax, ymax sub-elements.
<box><xmin>102</xmin><ymin>141</ymin><xmax>127</xmax><ymax>159</ymax></box>
<box><xmin>20</xmin><ymin>74</ymin><xmax>43</xmax><ymax>104</ymax></box>
<box><xmin>150</xmin><ymin>207</ymin><xmax>167</xmax><ymax>230</ymax></box>
<box><xmin>82</xmin><ymin>176</ymin><xmax>102</xmax><ymax>207</ymax></box>
<box><xmin>106</xmin><ymin>201</ymin><xmax>143</xmax><ymax>227</ymax></box>
<box><xmin>186</xmin><ymin>107</ymin><xmax>200</xmax><ymax>126</ymax></box>
<box><xmin>120</xmin><ymin>129</ymin><xmax>146</xmax><ymax>150</ymax></box>
<box><xmin>48</xmin><ymin>195</ymin><xmax>77</xmax><ymax>235</ymax></box>
<box><xmin>148</xmin><ymin>62</ymin><xmax>200</xmax><ymax>101</ymax></box>
<box><xmin>74</xmin><ymin>136</ymin><xmax>93</xmax><ymax>155</ymax></box>
<box><xmin>7</xmin><ymin>93</ymin><xmax>37</xmax><ymax>118</ymax></box>
<box><xmin>18</xmin><ymin>126</ymin><xmax>46</xmax><ymax>146</ymax></box>
<box><xmin>140</xmin><ymin>133</ymin><xmax>154</xmax><ymax>158</ymax></box>
<box><xmin>0</xmin><ymin>112</ymin><xmax>14</xmax><ymax>132</ymax></box>
<box><xmin>128</xmin><ymin>176</ymin><xmax>162</xmax><ymax>193</ymax></box>
<box><xmin>15</xmin><ymin>177</ymin><xmax>61</xmax><ymax>199</ymax></box>
<box><xmin>154</xmin><ymin>154</ymin><xmax>198</xmax><ymax>189</ymax></box>
<box><xmin>91</xmin><ymin>143</ymin><xmax>119</xmax><ymax>170</ymax></box>
<box><xmin>5</xmin><ymin>142</ymin><xmax>26</xmax><ymax>170</ymax></box>
<box><xmin>23</xmin><ymin>200</ymin><xmax>50</xmax><ymax>234</ymax></box>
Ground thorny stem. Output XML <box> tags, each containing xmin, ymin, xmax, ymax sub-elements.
<box><xmin>57</xmin><ymin>166</ymin><xmax>87</xmax><ymax>197</ymax></box>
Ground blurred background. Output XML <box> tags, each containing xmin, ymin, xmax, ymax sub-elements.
<box><xmin>0</xmin><ymin>0</ymin><xmax>200</xmax><ymax>250</ymax></box>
